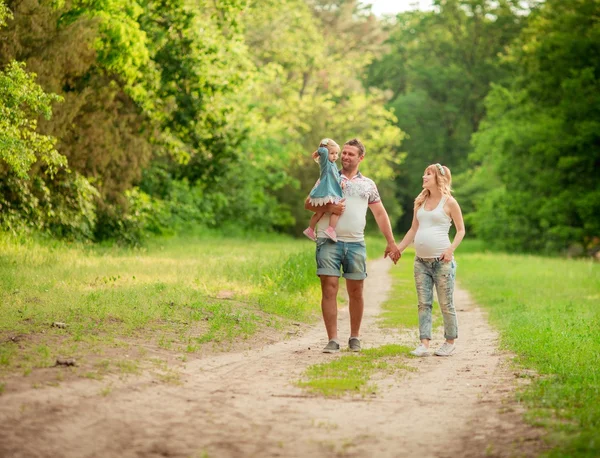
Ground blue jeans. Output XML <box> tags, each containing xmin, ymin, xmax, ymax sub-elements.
<box><xmin>414</xmin><ymin>257</ymin><xmax>458</xmax><ymax>340</ymax></box>
<box><xmin>316</xmin><ymin>238</ymin><xmax>367</xmax><ymax>280</ymax></box>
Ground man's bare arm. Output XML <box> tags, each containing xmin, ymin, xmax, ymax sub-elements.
<box><xmin>369</xmin><ymin>201</ymin><xmax>400</xmax><ymax>262</ymax></box>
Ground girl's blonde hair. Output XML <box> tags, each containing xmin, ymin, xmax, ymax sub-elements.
<box><xmin>320</xmin><ymin>138</ymin><xmax>340</xmax><ymax>154</ymax></box>
<box><xmin>414</xmin><ymin>164</ymin><xmax>452</xmax><ymax>208</ymax></box>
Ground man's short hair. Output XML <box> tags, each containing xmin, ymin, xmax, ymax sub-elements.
<box><xmin>345</xmin><ymin>138</ymin><xmax>366</xmax><ymax>157</ymax></box>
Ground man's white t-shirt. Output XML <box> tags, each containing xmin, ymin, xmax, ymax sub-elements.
<box><xmin>315</xmin><ymin>171</ymin><xmax>381</xmax><ymax>242</ymax></box>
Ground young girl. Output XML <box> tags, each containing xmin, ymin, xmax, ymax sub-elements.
<box><xmin>303</xmin><ymin>138</ymin><xmax>343</xmax><ymax>242</ymax></box>
<box><xmin>395</xmin><ymin>163</ymin><xmax>465</xmax><ymax>357</ymax></box>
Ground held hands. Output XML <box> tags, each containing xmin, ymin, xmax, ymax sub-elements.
<box><xmin>440</xmin><ymin>248</ymin><xmax>454</xmax><ymax>262</ymax></box>
<box><xmin>384</xmin><ymin>243</ymin><xmax>401</xmax><ymax>264</ymax></box>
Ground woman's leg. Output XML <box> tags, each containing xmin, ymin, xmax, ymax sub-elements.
<box><xmin>433</xmin><ymin>260</ymin><xmax>458</xmax><ymax>342</ymax></box>
<box><xmin>414</xmin><ymin>258</ymin><xmax>434</xmax><ymax>344</ymax></box>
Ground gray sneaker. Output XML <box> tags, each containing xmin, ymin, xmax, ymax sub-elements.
<box><xmin>410</xmin><ymin>344</ymin><xmax>430</xmax><ymax>357</ymax></box>
<box><xmin>434</xmin><ymin>342</ymin><xmax>455</xmax><ymax>356</ymax></box>
<box><xmin>348</xmin><ymin>337</ymin><xmax>361</xmax><ymax>352</ymax></box>
<box><xmin>323</xmin><ymin>339</ymin><xmax>340</xmax><ymax>353</ymax></box>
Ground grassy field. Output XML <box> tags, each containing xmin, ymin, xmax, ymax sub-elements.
<box><xmin>0</xmin><ymin>231</ymin><xmax>323</xmax><ymax>380</ymax></box>
<box><xmin>457</xmin><ymin>241</ymin><xmax>600</xmax><ymax>458</ymax></box>
<box><xmin>0</xmin><ymin>231</ymin><xmax>393</xmax><ymax>384</ymax></box>
<box><xmin>4</xmin><ymin>231</ymin><xmax>597</xmax><ymax>457</ymax></box>
<box><xmin>373</xmin><ymin>240</ymin><xmax>599</xmax><ymax>457</ymax></box>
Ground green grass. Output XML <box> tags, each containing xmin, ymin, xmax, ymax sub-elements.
<box><xmin>365</xmin><ymin>234</ymin><xmax>388</xmax><ymax>260</ymax></box>
<box><xmin>0</xmin><ymin>231</ymin><xmax>322</xmax><ymax>376</ymax></box>
<box><xmin>297</xmin><ymin>344</ymin><xmax>413</xmax><ymax>397</ymax></box>
<box><xmin>379</xmin><ymin>247</ymin><xmax>419</xmax><ymax>329</ymax></box>
<box><xmin>374</xmin><ymin>237</ymin><xmax>599</xmax><ymax>456</ymax></box>
<box><xmin>378</xmin><ymin>246</ymin><xmax>443</xmax><ymax>332</ymax></box>
<box><xmin>457</xmin><ymin>249</ymin><xmax>600</xmax><ymax>457</ymax></box>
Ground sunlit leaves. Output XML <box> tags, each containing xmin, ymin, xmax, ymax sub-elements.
<box><xmin>0</xmin><ymin>61</ymin><xmax>65</xmax><ymax>178</ymax></box>
<box><xmin>470</xmin><ymin>0</ymin><xmax>600</xmax><ymax>253</ymax></box>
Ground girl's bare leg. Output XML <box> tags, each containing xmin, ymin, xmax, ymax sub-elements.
<box><xmin>309</xmin><ymin>211</ymin><xmax>325</xmax><ymax>229</ymax></box>
<box><xmin>328</xmin><ymin>213</ymin><xmax>340</xmax><ymax>230</ymax></box>
<box><xmin>304</xmin><ymin>211</ymin><xmax>325</xmax><ymax>240</ymax></box>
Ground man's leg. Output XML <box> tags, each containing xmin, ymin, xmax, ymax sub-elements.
<box><xmin>320</xmin><ymin>275</ymin><xmax>340</xmax><ymax>340</ymax></box>
<box><xmin>346</xmin><ymin>279</ymin><xmax>364</xmax><ymax>337</ymax></box>
<box><xmin>341</xmin><ymin>241</ymin><xmax>367</xmax><ymax>350</ymax></box>
<box><xmin>316</xmin><ymin>238</ymin><xmax>343</xmax><ymax>352</ymax></box>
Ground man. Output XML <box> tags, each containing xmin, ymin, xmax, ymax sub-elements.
<box><xmin>305</xmin><ymin>138</ymin><xmax>400</xmax><ymax>353</ymax></box>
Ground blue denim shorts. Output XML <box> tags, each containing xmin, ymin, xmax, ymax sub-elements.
<box><xmin>316</xmin><ymin>238</ymin><xmax>367</xmax><ymax>280</ymax></box>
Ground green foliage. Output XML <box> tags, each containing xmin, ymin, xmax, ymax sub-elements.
<box><xmin>458</xmin><ymin>251</ymin><xmax>600</xmax><ymax>457</ymax></box>
<box><xmin>0</xmin><ymin>0</ymin><xmax>151</xmax><ymax>239</ymax></box>
<box><xmin>0</xmin><ymin>0</ymin><xmax>407</xmax><ymax>242</ymax></box>
<box><xmin>139</xmin><ymin>0</ymin><xmax>251</xmax><ymax>170</ymax></box>
<box><xmin>0</xmin><ymin>3</ymin><xmax>99</xmax><ymax>239</ymax></box>
<box><xmin>0</xmin><ymin>170</ymin><xmax>99</xmax><ymax>239</ymax></box>
<box><xmin>241</xmin><ymin>1</ymin><xmax>405</xmax><ymax>234</ymax></box>
<box><xmin>0</xmin><ymin>1</ymin><xmax>8</xmax><ymax>26</ymax></box>
<box><xmin>470</xmin><ymin>0</ymin><xmax>600</xmax><ymax>254</ymax></box>
<box><xmin>60</xmin><ymin>0</ymin><xmax>157</xmax><ymax>110</ymax></box>
<box><xmin>367</xmin><ymin>0</ymin><xmax>525</xmax><ymax>231</ymax></box>
<box><xmin>0</xmin><ymin>61</ymin><xmax>65</xmax><ymax>178</ymax></box>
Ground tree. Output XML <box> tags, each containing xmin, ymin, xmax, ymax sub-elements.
<box><xmin>367</xmin><ymin>0</ymin><xmax>525</xmax><ymax>231</ymax></box>
<box><xmin>242</xmin><ymin>0</ymin><xmax>406</xmax><ymax>234</ymax></box>
<box><xmin>470</xmin><ymin>0</ymin><xmax>600</xmax><ymax>254</ymax></box>
<box><xmin>0</xmin><ymin>1</ymin><xmax>97</xmax><ymax>238</ymax></box>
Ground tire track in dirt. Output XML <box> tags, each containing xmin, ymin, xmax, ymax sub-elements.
<box><xmin>0</xmin><ymin>258</ymin><xmax>546</xmax><ymax>458</ymax></box>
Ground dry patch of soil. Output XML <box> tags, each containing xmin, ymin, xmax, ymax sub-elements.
<box><xmin>0</xmin><ymin>258</ymin><xmax>548</xmax><ymax>457</ymax></box>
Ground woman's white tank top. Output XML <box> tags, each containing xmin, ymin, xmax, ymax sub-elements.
<box><xmin>414</xmin><ymin>196</ymin><xmax>452</xmax><ymax>258</ymax></box>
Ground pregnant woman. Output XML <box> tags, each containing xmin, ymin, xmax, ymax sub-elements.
<box><xmin>395</xmin><ymin>163</ymin><xmax>465</xmax><ymax>357</ymax></box>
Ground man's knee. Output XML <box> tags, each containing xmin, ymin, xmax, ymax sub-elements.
<box><xmin>320</xmin><ymin>276</ymin><xmax>339</xmax><ymax>299</ymax></box>
<box><xmin>346</xmin><ymin>279</ymin><xmax>364</xmax><ymax>298</ymax></box>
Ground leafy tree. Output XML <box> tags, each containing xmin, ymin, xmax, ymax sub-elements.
<box><xmin>0</xmin><ymin>1</ymin><xmax>97</xmax><ymax>238</ymax></box>
<box><xmin>367</xmin><ymin>0</ymin><xmax>525</xmax><ymax>230</ymax></box>
<box><xmin>0</xmin><ymin>61</ymin><xmax>64</xmax><ymax>178</ymax></box>
<box><xmin>0</xmin><ymin>0</ymin><xmax>407</xmax><ymax>241</ymax></box>
<box><xmin>470</xmin><ymin>0</ymin><xmax>600</xmax><ymax>254</ymax></box>
<box><xmin>242</xmin><ymin>0</ymin><xmax>406</xmax><ymax>234</ymax></box>
<box><xmin>138</xmin><ymin>0</ymin><xmax>251</xmax><ymax>183</ymax></box>
<box><xmin>0</xmin><ymin>0</ymin><xmax>154</xmax><ymax>222</ymax></box>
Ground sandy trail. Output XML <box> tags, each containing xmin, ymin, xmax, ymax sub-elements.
<box><xmin>0</xmin><ymin>258</ymin><xmax>544</xmax><ymax>458</ymax></box>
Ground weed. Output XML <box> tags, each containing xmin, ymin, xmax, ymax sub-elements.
<box><xmin>297</xmin><ymin>344</ymin><xmax>412</xmax><ymax>397</ymax></box>
<box><xmin>100</xmin><ymin>385</ymin><xmax>112</xmax><ymax>397</ymax></box>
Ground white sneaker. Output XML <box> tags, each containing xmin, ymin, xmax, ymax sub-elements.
<box><xmin>410</xmin><ymin>344</ymin><xmax>430</xmax><ymax>357</ymax></box>
<box><xmin>434</xmin><ymin>342</ymin><xmax>455</xmax><ymax>356</ymax></box>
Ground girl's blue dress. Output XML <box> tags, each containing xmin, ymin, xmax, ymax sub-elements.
<box><xmin>309</xmin><ymin>147</ymin><xmax>343</xmax><ymax>206</ymax></box>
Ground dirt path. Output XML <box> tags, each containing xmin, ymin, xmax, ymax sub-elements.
<box><xmin>0</xmin><ymin>258</ymin><xmax>545</xmax><ymax>458</ymax></box>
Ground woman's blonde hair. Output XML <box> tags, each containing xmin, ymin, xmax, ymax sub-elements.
<box><xmin>414</xmin><ymin>163</ymin><xmax>452</xmax><ymax>208</ymax></box>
